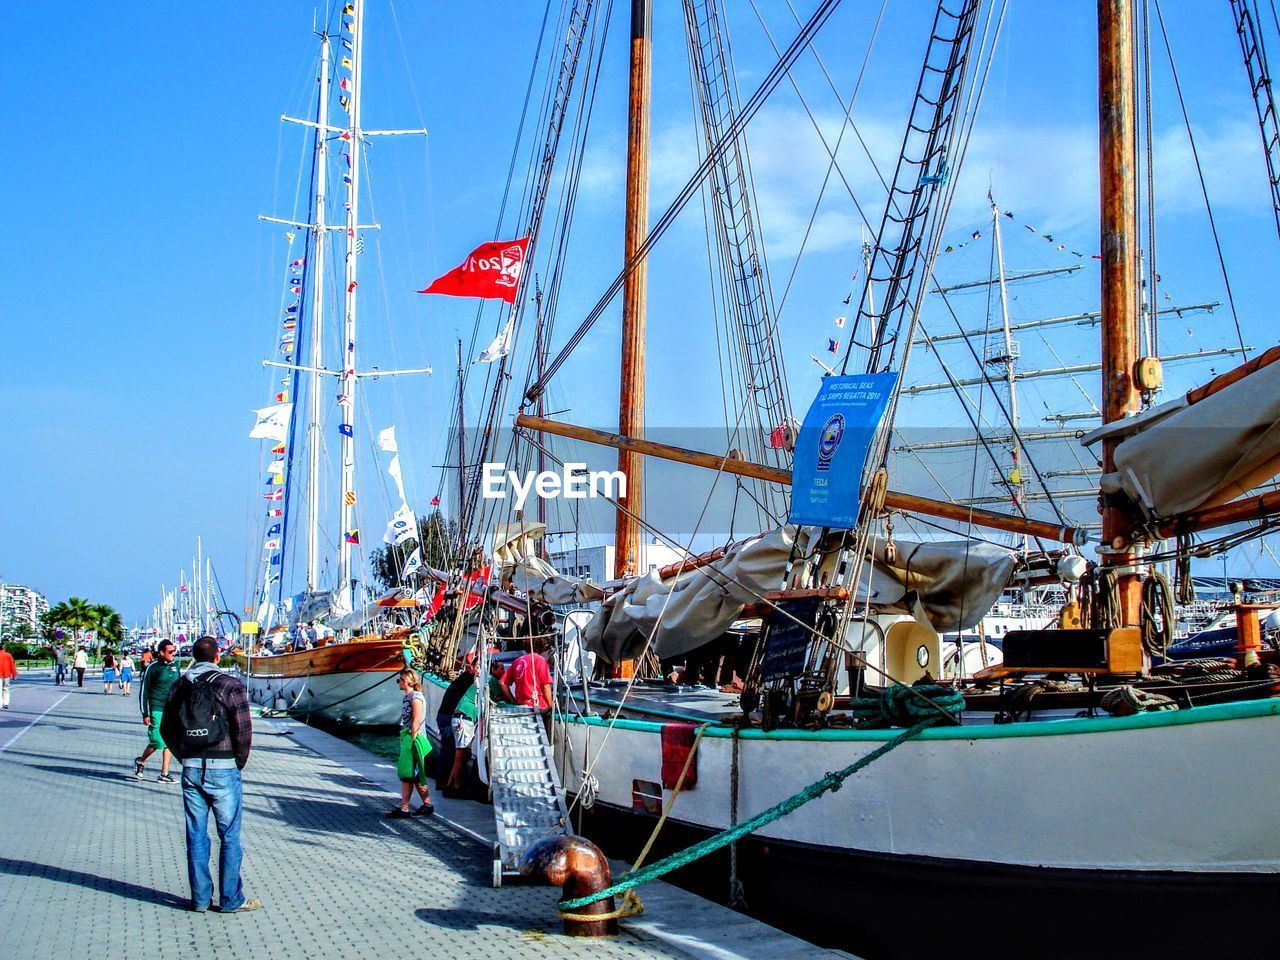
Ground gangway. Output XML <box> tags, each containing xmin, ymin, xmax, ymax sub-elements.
<box><xmin>487</xmin><ymin>705</ymin><xmax>571</xmax><ymax>887</ymax></box>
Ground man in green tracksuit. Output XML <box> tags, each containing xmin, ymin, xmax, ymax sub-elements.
<box><xmin>134</xmin><ymin>639</ymin><xmax>180</xmax><ymax>782</ymax></box>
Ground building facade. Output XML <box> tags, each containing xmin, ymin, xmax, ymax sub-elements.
<box><xmin>547</xmin><ymin>540</ymin><xmax>687</xmax><ymax>586</ymax></box>
<box><xmin>0</xmin><ymin>581</ymin><xmax>50</xmax><ymax>637</ymax></box>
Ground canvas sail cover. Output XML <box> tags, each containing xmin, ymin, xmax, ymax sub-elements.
<box><xmin>1095</xmin><ymin>360</ymin><xmax>1280</xmax><ymax>518</ymax></box>
<box><xmin>859</xmin><ymin>539</ymin><xmax>1017</xmax><ymax>631</ymax></box>
<box><xmin>582</xmin><ymin>528</ymin><xmax>1017</xmax><ymax>665</ymax></box>
<box><xmin>491</xmin><ymin>521</ymin><xmax>599</xmax><ymax>606</ymax></box>
<box><xmin>583</xmin><ymin>527</ymin><xmax>796</xmax><ymax>665</ymax></box>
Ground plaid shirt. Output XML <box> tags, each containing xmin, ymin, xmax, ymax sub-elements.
<box><xmin>161</xmin><ymin>665</ymin><xmax>253</xmax><ymax>769</ymax></box>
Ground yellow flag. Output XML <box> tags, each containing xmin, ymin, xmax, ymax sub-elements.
<box><xmin>341</xmin><ymin>56</ymin><xmax>352</xmax><ymax>69</ymax></box>
<box><xmin>344</xmin><ymin>490</ymin><xmax>357</xmax><ymax>506</ymax></box>
<box><xmin>344</xmin><ymin>3</ymin><xmax>354</xmax><ymax>14</ymax></box>
<box><xmin>285</xmin><ymin>231</ymin><xmax>296</xmax><ymax>243</ymax></box>
<box><xmin>1009</xmin><ymin>468</ymin><xmax>1022</xmax><ymax>485</ymax></box>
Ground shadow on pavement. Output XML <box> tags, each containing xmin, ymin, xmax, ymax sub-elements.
<box><xmin>0</xmin><ymin>857</ymin><xmax>188</xmax><ymax>910</ymax></box>
<box><xmin>413</xmin><ymin>905</ymin><xmax>553</xmax><ymax>934</ymax></box>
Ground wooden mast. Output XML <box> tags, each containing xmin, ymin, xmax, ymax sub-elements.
<box><xmin>615</xmin><ymin>0</ymin><xmax>651</xmax><ymax>580</ymax></box>
<box><xmin>1098</xmin><ymin>0</ymin><xmax>1143</xmax><ymax>626</ymax></box>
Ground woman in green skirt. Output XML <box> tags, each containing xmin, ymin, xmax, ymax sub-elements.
<box><xmin>387</xmin><ymin>668</ymin><xmax>435</xmax><ymax>818</ymax></box>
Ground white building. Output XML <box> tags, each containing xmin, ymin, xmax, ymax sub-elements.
<box><xmin>547</xmin><ymin>539</ymin><xmax>688</xmax><ymax>586</ymax></box>
<box><xmin>0</xmin><ymin>581</ymin><xmax>50</xmax><ymax>636</ymax></box>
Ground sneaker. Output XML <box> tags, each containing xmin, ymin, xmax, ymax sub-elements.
<box><xmin>221</xmin><ymin>898</ymin><xmax>261</xmax><ymax>914</ymax></box>
<box><xmin>192</xmin><ymin>904</ymin><xmax>209</xmax><ymax>914</ymax></box>
<box><xmin>384</xmin><ymin>808</ymin><xmax>412</xmax><ymax>819</ymax></box>
<box><xmin>133</xmin><ymin>758</ymin><xmax>145</xmax><ymax>779</ymax></box>
<box><xmin>415</xmin><ymin>803</ymin><xmax>435</xmax><ymax>817</ymax></box>
<box><xmin>157</xmin><ymin>773</ymin><xmax>176</xmax><ymax>783</ymax></box>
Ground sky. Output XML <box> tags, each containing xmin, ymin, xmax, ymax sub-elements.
<box><xmin>5</xmin><ymin>1</ymin><xmax>1279</xmax><ymax>626</ymax></box>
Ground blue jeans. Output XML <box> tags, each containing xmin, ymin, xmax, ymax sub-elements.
<box><xmin>181</xmin><ymin>765</ymin><xmax>245</xmax><ymax>910</ymax></box>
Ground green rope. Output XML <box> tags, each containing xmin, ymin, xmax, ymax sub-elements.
<box><xmin>558</xmin><ymin>715</ymin><xmax>939</xmax><ymax>912</ymax></box>
<box><xmin>849</xmin><ymin>683</ymin><xmax>965</xmax><ymax>729</ymax></box>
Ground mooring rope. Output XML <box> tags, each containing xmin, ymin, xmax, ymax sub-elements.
<box><xmin>557</xmin><ymin>704</ymin><xmax>950</xmax><ymax>913</ymax></box>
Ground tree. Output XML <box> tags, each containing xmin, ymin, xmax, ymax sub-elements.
<box><xmin>369</xmin><ymin>510</ymin><xmax>458</xmax><ymax>592</ymax></box>
<box><xmin>42</xmin><ymin>598</ymin><xmax>125</xmax><ymax>651</ymax></box>
<box><xmin>65</xmin><ymin>597</ymin><xmax>96</xmax><ymax>644</ymax></box>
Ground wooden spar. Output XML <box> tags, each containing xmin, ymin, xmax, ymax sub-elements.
<box><xmin>1186</xmin><ymin>342</ymin><xmax>1280</xmax><ymax>405</ymax></box>
<box><xmin>514</xmin><ymin>413</ymin><xmax>1086</xmax><ymax>545</ymax></box>
<box><xmin>616</xmin><ymin>0</ymin><xmax>651</xmax><ymax>581</ymax></box>
<box><xmin>1098</xmin><ymin>0</ymin><xmax>1143</xmax><ymax>625</ymax></box>
<box><xmin>1155</xmin><ymin>488</ymin><xmax>1280</xmax><ymax>539</ymax></box>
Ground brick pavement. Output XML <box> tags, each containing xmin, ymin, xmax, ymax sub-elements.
<box><xmin>0</xmin><ymin>680</ymin><xmax>695</xmax><ymax>960</ymax></box>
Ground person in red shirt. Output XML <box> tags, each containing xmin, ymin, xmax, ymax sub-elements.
<box><xmin>0</xmin><ymin>642</ymin><xmax>18</xmax><ymax>709</ymax></box>
<box><xmin>500</xmin><ymin>641</ymin><xmax>553</xmax><ymax>710</ymax></box>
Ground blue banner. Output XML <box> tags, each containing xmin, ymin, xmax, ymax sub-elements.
<box><xmin>788</xmin><ymin>372</ymin><xmax>898</xmax><ymax>529</ymax></box>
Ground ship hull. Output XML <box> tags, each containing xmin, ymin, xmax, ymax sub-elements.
<box><xmin>550</xmin><ymin>699</ymin><xmax>1280</xmax><ymax>959</ymax></box>
<box><xmin>236</xmin><ymin>638</ymin><xmax>406</xmax><ymax>727</ymax></box>
<box><xmin>574</xmin><ymin>798</ymin><xmax>1279</xmax><ymax>960</ymax></box>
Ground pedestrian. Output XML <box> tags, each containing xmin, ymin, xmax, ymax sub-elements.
<box><xmin>160</xmin><ymin>635</ymin><xmax>259</xmax><ymax>914</ymax></box>
<box><xmin>434</xmin><ymin>661</ymin><xmax>473</xmax><ymax>788</ymax></box>
<box><xmin>0</xmin><ymin>642</ymin><xmax>16</xmax><ymax>709</ymax></box>
<box><xmin>500</xmin><ymin>639</ymin><xmax>553</xmax><ymax>711</ymax></box>
<box><xmin>135</xmin><ymin>640</ymin><xmax>179</xmax><ymax>782</ymax></box>
<box><xmin>73</xmin><ymin>646</ymin><xmax>88</xmax><ymax>687</ymax></box>
<box><xmin>445</xmin><ymin>654</ymin><xmax>506</xmax><ymax>795</ymax></box>
<box><xmin>102</xmin><ymin>650</ymin><xmax>117</xmax><ymax>694</ymax></box>
<box><xmin>119</xmin><ymin>653</ymin><xmax>135</xmax><ymax>695</ymax></box>
<box><xmin>387</xmin><ymin>668</ymin><xmax>434</xmax><ymax>819</ymax></box>
<box><xmin>55</xmin><ymin>645</ymin><xmax>68</xmax><ymax>686</ymax></box>
<box><xmin>140</xmin><ymin>646</ymin><xmax>154</xmax><ymax>675</ymax></box>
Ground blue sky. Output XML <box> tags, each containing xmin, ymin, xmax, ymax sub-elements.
<box><xmin>5</xmin><ymin>1</ymin><xmax>1278</xmax><ymax>624</ymax></box>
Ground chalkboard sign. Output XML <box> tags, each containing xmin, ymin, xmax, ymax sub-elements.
<box><xmin>759</xmin><ymin>597</ymin><xmax>821</xmax><ymax>680</ymax></box>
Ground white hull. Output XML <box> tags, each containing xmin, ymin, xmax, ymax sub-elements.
<box><xmin>241</xmin><ymin>667</ymin><xmax>401</xmax><ymax>726</ymax></box>
<box><xmin>546</xmin><ymin>698</ymin><xmax>1280</xmax><ymax>875</ymax></box>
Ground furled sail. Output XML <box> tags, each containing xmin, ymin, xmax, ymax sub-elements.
<box><xmin>582</xmin><ymin>527</ymin><xmax>1017</xmax><ymax>665</ymax></box>
<box><xmin>860</xmin><ymin>539</ymin><xmax>1017</xmax><ymax>631</ymax></box>
<box><xmin>492</xmin><ymin>521</ymin><xmax>599</xmax><ymax>606</ymax></box>
<box><xmin>1087</xmin><ymin>352</ymin><xmax>1280</xmax><ymax>519</ymax></box>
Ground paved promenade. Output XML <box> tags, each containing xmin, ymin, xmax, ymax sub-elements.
<box><xmin>0</xmin><ymin>674</ymin><xmax>852</xmax><ymax>960</ymax></box>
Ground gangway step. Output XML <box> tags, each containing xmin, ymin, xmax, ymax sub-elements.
<box><xmin>486</xmin><ymin>705</ymin><xmax>571</xmax><ymax>887</ymax></box>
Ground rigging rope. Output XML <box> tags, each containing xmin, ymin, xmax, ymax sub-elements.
<box><xmin>1151</xmin><ymin>0</ymin><xmax>1248</xmax><ymax>360</ymax></box>
<box><xmin>557</xmin><ymin>708</ymin><xmax>947</xmax><ymax>913</ymax></box>
<box><xmin>527</xmin><ymin>0</ymin><xmax>848</xmax><ymax>402</ymax></box>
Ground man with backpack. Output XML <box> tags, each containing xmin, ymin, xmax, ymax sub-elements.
<box><xmin>160</xmin><ymin>636</ymin><xmax>260</xmax><ymax>914</ymax></box>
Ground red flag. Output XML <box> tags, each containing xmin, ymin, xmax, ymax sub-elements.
<box><xmin>430</xmin><ymin>495</ymin><xmax>440</xmax><ymax>506</ymax></box>
<box><xmin>419</xmin><ymin>237</ymin><xmax>531</xmax><ymax>304</ymax></box>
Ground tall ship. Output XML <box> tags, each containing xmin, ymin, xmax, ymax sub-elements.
<box><xmin>402</xmin><ymin>2</ymin><xmax>1280</xmax><ymax>958</ymax></box>
<box><xmin>234</xmin><ymin>0</ymin><xmax>429</xmax><ymax>727</ymax></box>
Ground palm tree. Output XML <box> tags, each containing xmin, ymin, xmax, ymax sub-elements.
<box><xmin>97</xmin><ymin>609</ymin><xmax>124</xmax><ymax>647</ymax></box>
<box><xmin>64</xmin><ymin>597</ymin><xmax>97</xmax><ymax>649</ymax></box>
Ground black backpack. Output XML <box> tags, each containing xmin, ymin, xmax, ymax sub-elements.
<box><xmin>173</xmin><ymin>673</ymin><xmax>228</xmax><ymax>756</ymax></box>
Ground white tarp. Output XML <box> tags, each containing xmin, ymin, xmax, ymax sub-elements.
<box><xmin>583</xmin><ymin>527</ymin><xmax>1017</xmax><ymax>665</ymax></box>
<box><xmin>584</xmin><ymin>527</ymin><xmax>798</xmax><ymax>665</ymax></box>
<box><xmin>1102</xmin><ymin>360</ymin><xmax>1280</xmax><ymax>518</ymax></box>
<box><xmin>860</xmin><ymin>539</ymin><xmax>1017</xmax><ymax>632</ymax></box>
<box><xmin>492</xmin><ymin>520</ymin><xmax>599</xmax><ymax>606</ymax></box>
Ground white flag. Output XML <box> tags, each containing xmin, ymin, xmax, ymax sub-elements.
<box><xmin>383</xmin><ymin>501</ymin><xmax>417</xmax><ymax>546</ymax></box>
<box><xmin>249</xmin><ymin>403</ymin><xmax>293</xmax><ymax>441</ymax></box>
<box><xmin>378</xmin><ymin>425</ymin><xmax>398</xmax><ymax>453</ymax></box>
<box><xmin>264</xmin><ymin>538</ymin><xmax>281</xmax><ymax>550</ymax></box>
<box><xmin>402</xmin><ymin>547</ymin><xmax>423</xmax><ymax>578</ymax></box>
<box><xmin>387</xmin><ymin>455</ymin><xmax>406</xmax><ymax>502</ymax></box>
<box><xmin>476</xmin><ymin>318</ymin><xmax>513</xmax><ymax>363</ymax></box>
<box><xmin>834</xmin><ymin>316</ymin><xmax>847</xmax><ymax>328</ymax></box>
<box><xmin>267</xmin><ymin>460</ymin><xmax>286</xmax><ymax>475</ymax></box>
